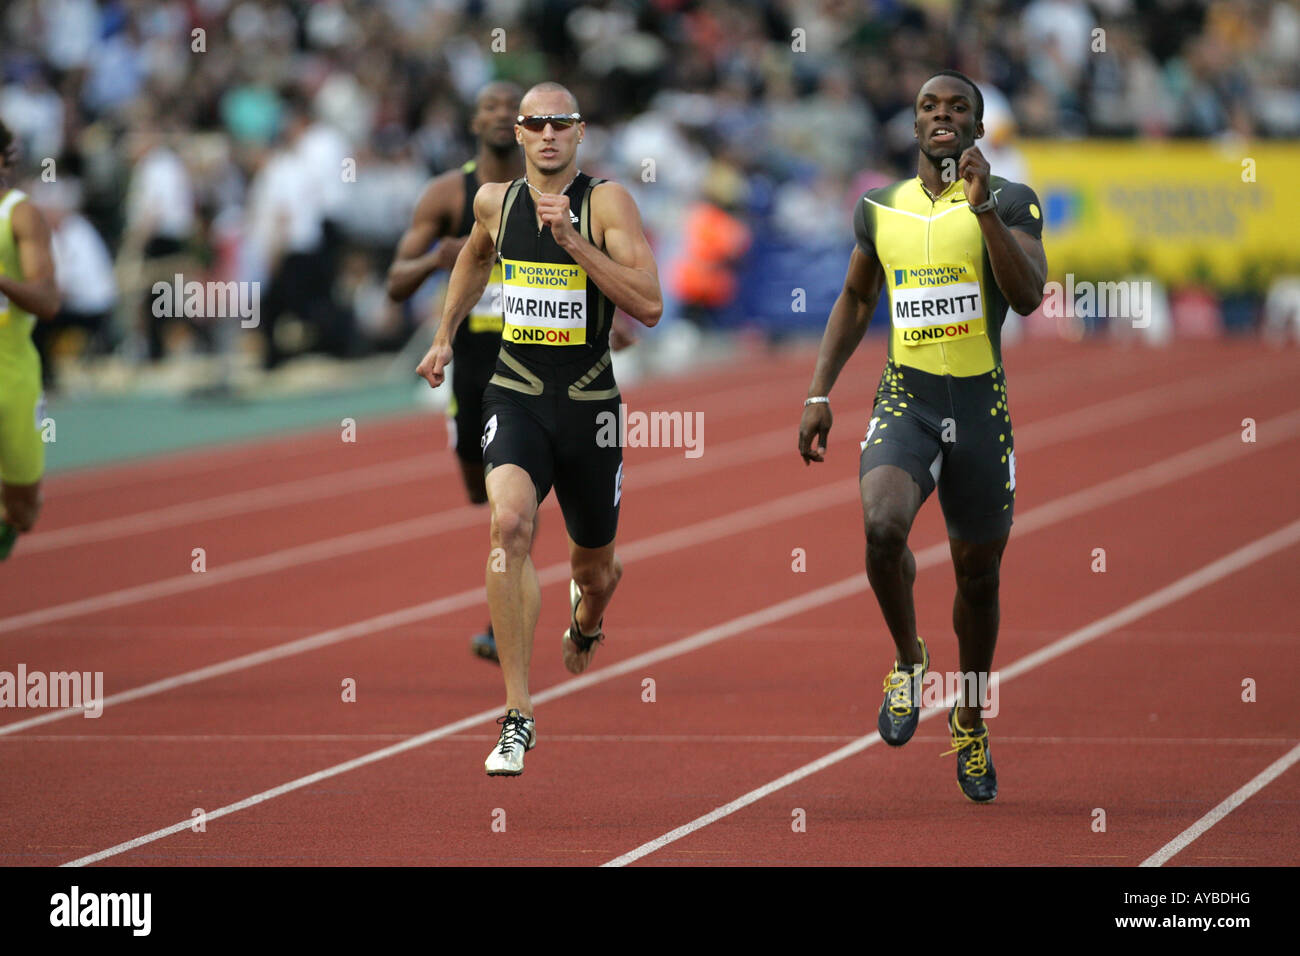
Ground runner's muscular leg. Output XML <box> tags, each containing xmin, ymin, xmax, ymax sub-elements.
<box><xmin>568</xmin><ymin>536</ymin><xmax>621</xmax><ymax>636</ymax></box>
<box><xmin>486</xmin><ymin>464</ymin><xmax>541</xmax><ymax>715</ymax></box>
<box><xmin>861</xmin><ymin>464</ymin><xmax>924</xmax><ymax>667</ymax></box>
<box><xmin>949</xmin><ymin>533</ymin><xmax>1009</xmax><ymax>732</ymax></box>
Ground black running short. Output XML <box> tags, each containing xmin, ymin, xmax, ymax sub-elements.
<box><xmin>858</xmin><ymin>360</ymin><xmax>1016</xmax><ymax>543</ymax></box>
<box><xmin>480</xmin><ymin>353</ymin><xmax>622</xmax><ymax>549</ymax></box>
<box><xmin>447</xmin><ymin>349</ymin><xmax>497</xmax><ymax>464</ymax></box>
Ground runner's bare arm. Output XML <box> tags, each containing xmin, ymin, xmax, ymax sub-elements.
<box><xmin>416</xmin><ymin>183</ymin><xmax>503</xmax><ymax>388</ymax></box>
<box><xmin>386</xmin><ymin>173</ymin><xmax>466</xmax><ymax>303</ymax></box>
<box><xmin>799</xmin><ymin>247</ymin><xmax>885</xmax><ymax>464</ymax></box>
<box><xmin>0</xmin><ymin>201</ymin><xmax>60</xmax><ymax>320</ymax></box>
<box><xmin>544</xmin><ymin>182</ymin><xmax>661</xmax><ymax>327</ymax></box>
<box><xmin>959</xmin><ymin>147</ymin><xmax>1047</xmax><ymax>316</ymax></box>
<box><xmin>977</xmin><ymin>216</ymin><xmax>1047</xmax><ymax>316</ymax></box>
<box><xmin>807</xmin><ymin>247</ymin><xmax>883</xmax><ymax>400</ymax></box>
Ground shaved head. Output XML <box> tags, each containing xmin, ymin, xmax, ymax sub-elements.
<box><xmin>520</xmin><ymin>82</ymin><xmax>579</xmax><ymax>116</ymax></box>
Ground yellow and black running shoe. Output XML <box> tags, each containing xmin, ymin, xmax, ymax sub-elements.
<box><xmin>877</xmin><ymin>636</ymin><xmax>929</xmax><ymax>746</ymax></box>
<box><xmin>943</xmin><ymin>705</ymin><xmax>997</xmax><ymax>803</ymax></box>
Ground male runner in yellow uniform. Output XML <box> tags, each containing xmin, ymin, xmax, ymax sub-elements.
<box><xmin>0</xmin><ymin>120</ymin><xmax>61</xmax><ymax>560</ymax></box>
<box><xmin>798</xmin><ymin>72</ymin><xmax>1047</xmax><ymax>802</ymax></box>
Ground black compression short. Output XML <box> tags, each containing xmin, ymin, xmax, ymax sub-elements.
<box><xmin>447</xmin><ymin>348</ymin><xmax>497</xmax><ymax>464</ymax></box>
<box><xmin>858</xmin><ymin>359</ymin><xmax>1016</xmax><ymax>543</ymax></box>
<box><xmin>480</xmin><ymin>354</ymin><xmax>622</xmax><ymax>549</ymax></box>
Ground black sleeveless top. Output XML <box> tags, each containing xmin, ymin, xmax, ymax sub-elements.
<box><xmin>450</xmin><ymin>161</ymin><xmax>503</xmax><ymax>364</ymax></box>
<box><xmin>488</xmin><ymin>172</ymin><xmax>618</xmax><ymax>396</ymax></box>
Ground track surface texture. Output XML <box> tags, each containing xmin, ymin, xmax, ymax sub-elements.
<box><xmin>0</xmin><ymin>338</ymin><xmax>1295</xmax><ymax>867</ymax></box>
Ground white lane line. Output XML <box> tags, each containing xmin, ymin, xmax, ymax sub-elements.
<box><xmin>23</xmin><ymin>454</ymin><xmax>446</xmax><ymax>553</ymax></box>
<box><xmin>44</xmin><ymin>427</ymin><xmax>413</xmax><ymax>493</ymax></box>
<box><xmin>11</xmin><ymin>404</ymin><xmax>1298</xmax><ymax>732</ymax></box>
<box><xmin>15</xmin><ymin>361</ymin><xmax>1295</xmax><ymax>641</ymax></box>
<box><xmin>1140</xmin><ymin>741</ymin><xmax>1300</xmax><ymax>867</ymax></box>
<box><xmin>29</xmin><ymin>343</ymin><xmax>1231</xmax><ymax>550</ymax></box>
<box><xmin>56</xmin><ymin>447</ymin><xmax>1300</xmax><ymax>864</ymax></box>
<box><xmin>0</xmin><ymin>505</ymin><xmax>483</xmax><ymax>638</ymax></box>
<box><xmin>42</xmin><ymin>364</ymin><xmax>828</xmax><ymax>499</ymax></box>
<box><xmin>602</xmin><ymin>517</ymin><xmax>1300</xmax><ymax>867</ymax></box>
<box><xmin>1010</xmin><ymin>358</ymin><xmax>1295</xmax><ymax>447</ymax></box>
<box><xmin>0</xmin><ymin>411</ymin><xmax>869</xmax><ymax>639</ymax></box>
<box><xmin>60</xmin><ymin>575</ymin><xmax>870</xmax><ymax>867</ymax></box>
<box><xmin>3</xmin><ymin>481</ymin><xmax>854</xmax><ymax>738</ymax></box>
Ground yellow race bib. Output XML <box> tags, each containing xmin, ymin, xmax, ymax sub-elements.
<box><xmin>500</xmin><ymin>258</ymin><xmax>587</xmax><ymax>346</ymax></box>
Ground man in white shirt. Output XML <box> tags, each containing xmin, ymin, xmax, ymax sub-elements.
<box><xmin>33</xmin><ymin>180</ymin><xmax>117</xmax><ymax>390</ymax></box>
<box><xmin>245</xmin><ymin>93</ymin><xmax>335</xmax><ymax>370</ymax></box>
<box><xmin>120</xmin><ymin>120</ymin><xmax>196</xmax><ymax>360</ymax></box>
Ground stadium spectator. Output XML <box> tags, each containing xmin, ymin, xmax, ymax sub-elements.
<box><xmin>34</xmin><ymin>180</ymin><xmax>117</xmax><ymax>391</ymax></box>
<box><xmin>0</xmin><ymin>0</ymin><xmax>1295</xmax><ymax>377</ymax></box>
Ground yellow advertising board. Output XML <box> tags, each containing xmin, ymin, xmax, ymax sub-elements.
<box><xmin>1018</xmin><ymin>140</ymin><xmax>1300</xmax><ymax>289</ymax></box>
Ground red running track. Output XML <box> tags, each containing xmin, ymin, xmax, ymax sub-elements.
<box><xmin>0</xmin><ymin>337</ymin><xmax>1296</xmax><ymax>866</ymax></box>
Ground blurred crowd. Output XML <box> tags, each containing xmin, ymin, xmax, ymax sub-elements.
<box><xmin>2</xmin><ymin>0</ymin><xmax>1298</xmax><ymax>387</ymax></box>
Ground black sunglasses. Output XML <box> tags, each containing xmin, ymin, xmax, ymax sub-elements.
<box><xmin>516</xmin><ymin>113</ymin><xmax>582</xmax><ymax>132</ymax></box>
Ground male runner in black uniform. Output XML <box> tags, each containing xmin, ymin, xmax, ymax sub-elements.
<box><xmin>388</xmin><ymin>81</ymin><xmax>522</xmax><ymax>663</ymax></box>
<box><xmin>798</xmin><ymin>71</ymin><xmax>1047</xmax><ymax>802</ymax></box>
<box><xmin>417</xmin><ymin>82</ymin><xmax>662</xmax><ymax>776</ymax></box>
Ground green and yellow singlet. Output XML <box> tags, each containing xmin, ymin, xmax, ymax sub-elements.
<box><xmin>0</xmin><ymin>189</ymin><xmax>38</xmax><ymax>364</ymax></box>
<box><xmin>0</xmin><ymin>187</ymin><xmax>46</xmax><ymax>486</ymax></box>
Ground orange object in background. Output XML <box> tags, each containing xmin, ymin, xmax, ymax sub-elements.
<box><xmin>671</xmin><ymin>202</ymin><xmax>751</xmax><ymax>309</ymax></box>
